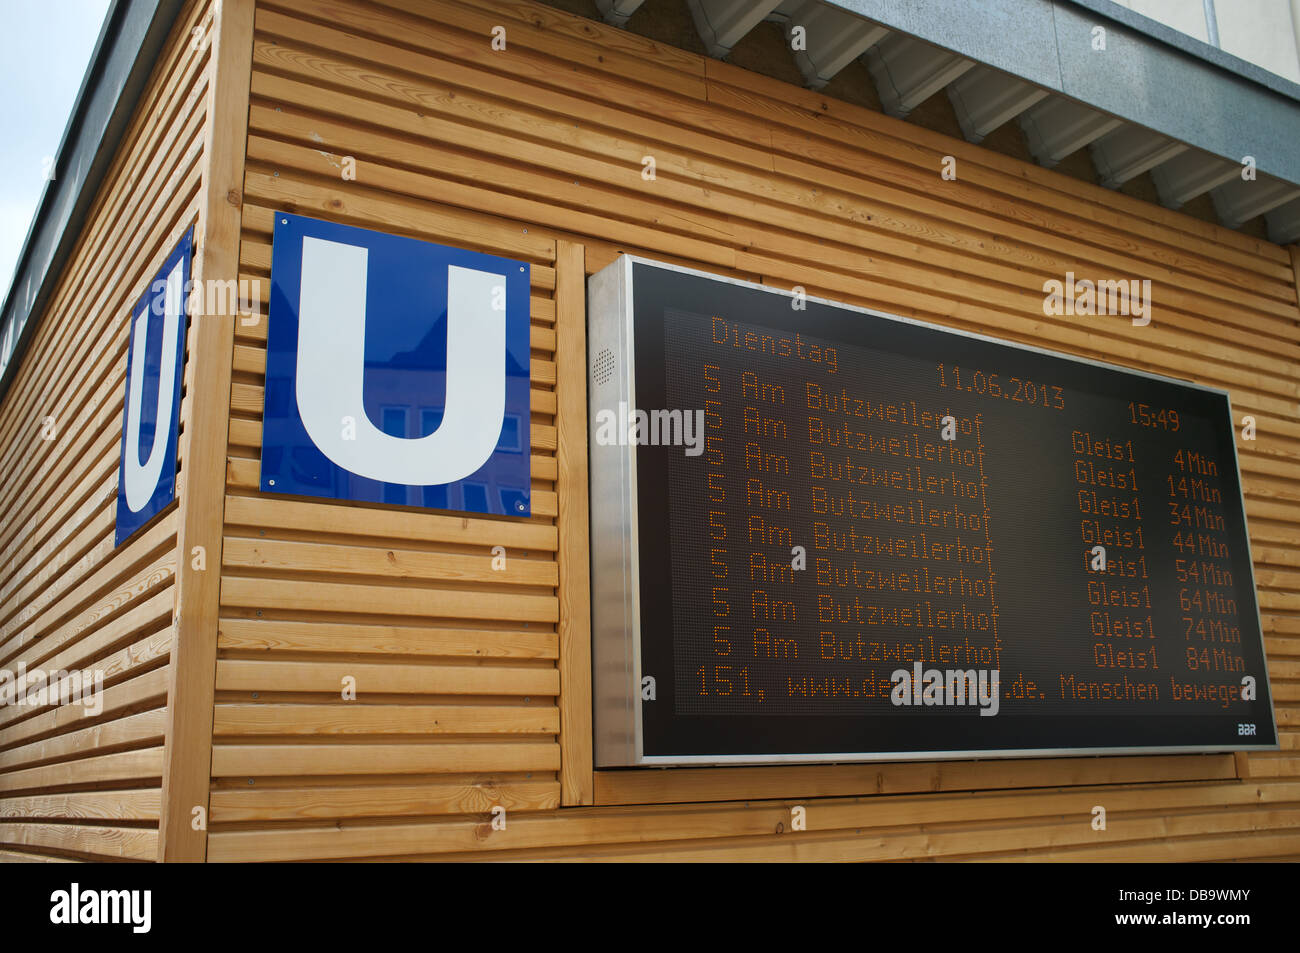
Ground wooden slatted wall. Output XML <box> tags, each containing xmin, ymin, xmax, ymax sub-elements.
<box><xmin>0</xmin><ymin>0</ymin><xmax>213</xmax><ymax>861</ymax></box>
<box><xmin>205</xmin><ymin>0</ymin><xmax>1300</xmax><ymax>861</ymax></box>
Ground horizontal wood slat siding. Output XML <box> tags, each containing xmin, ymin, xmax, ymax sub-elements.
<box><xmin>211</xmin><ymin>0</ymin><xmax>565</xmax><ymax>841</ymax></box>
<box><xmin>205</xmin><ymin>0</ymin><xmax>1300</xmax><ymax>861</ymax></box>
<box><xmin>0</xmin><ymin>0</ymin><xmax>213</xmax><ymax>861</ymax></box>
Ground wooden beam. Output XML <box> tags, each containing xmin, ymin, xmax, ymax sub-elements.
<box><xmin>593</xmin><ymin>754</ymin><xmax>1240</xmax><ymax>806</ymax></box>
<box><xmin>555</xmin><ymin>239</ymin><xmax>594</xmax><ymax>806</ymax></box>
<box><xmin>1289</xmin><ymin>245</ymin><xmax>1300</xmax><ymax>324</ymax></box>
<box><xmin>157</xmin><ymin>0</ymin><xmax>253</xmax><ymax>862</ymax></box>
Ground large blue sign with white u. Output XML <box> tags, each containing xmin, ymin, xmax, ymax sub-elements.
<box><xmin>260</xmin><ymin>214</ymin><xmax>531</xmax><ymax>516</ymax></box>
<box><xmin>115</xmin><ymin>228</ymin><xmax>192</xmax><ymax>546</ymax></box>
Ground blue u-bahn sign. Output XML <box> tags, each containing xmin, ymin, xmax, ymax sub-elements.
<box><xmin>115</xmin><ymin>228</ymin><xmax>192</xmax><ymax>546</ymax></box>
<box><xmin>260</xmin><ymin>214</ymin><xmax>531</xmax><ymax>517</ymax></box>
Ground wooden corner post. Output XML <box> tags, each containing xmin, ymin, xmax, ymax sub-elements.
<box><xmin>158</xmin><ymin>0</ymin><xmax>254</xmax><ymax>861</ymax></box>
<box><xmin>555</xmin><ymin>239</ymin><xmax>595</xmax><ymax>805</ymax></box>
<box><xmin>1289</xmin><ymin>245</ymin><xmax>1300</xmax><ymax>318</ymax></box>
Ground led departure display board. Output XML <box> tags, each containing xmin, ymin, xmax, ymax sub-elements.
<box><xmin>588</xmin><ymin>256</ymin><xmax>1278</xmax><ymax>766</ymax></box>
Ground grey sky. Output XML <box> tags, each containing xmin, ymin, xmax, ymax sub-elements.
<box><xmin>0</xmin><ymin>0</ymin><xmax>112</xmax><ymax>304</ymax></box>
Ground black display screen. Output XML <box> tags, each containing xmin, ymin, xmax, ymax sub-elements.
<box><xmin>629</xmin><ymin>261</ymin><xmax>1277</xmax><ymax>759</ymax></box>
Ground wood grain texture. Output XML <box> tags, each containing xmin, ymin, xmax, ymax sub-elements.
<box><xmin>159</xmin><ymin>0</ymin><xmax>255</xmax><ymax>862</ymax></box>
<box><xmin>188</xmin><ymin>0</ymin><xmax>1300</xmax><ymax>860</ymax></box>
<box><xmin>0</xmin><ymin>0</ymin><xmax>211</xmax><ymax>862</ymax></box>
<box><xmin>4</xmin><ymin>0</ymin><xmax>1286</xmax><ymax>861</ymax></box>
<box><xmin>1290</xmin><ymin>246</ymin><xmax>1300</xmax><ymax>315</ymax></box>
<box><xmin>207</xmin><ymin>0</ymin><xmax>570</xmax><ymax>838</ymax></box>
<box><xmin>555</xmin><ymin>240</ymin><xmax>594</xmax><ymax>806</ymax></box>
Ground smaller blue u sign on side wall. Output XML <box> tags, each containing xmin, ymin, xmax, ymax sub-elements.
<box><xmin>115</xmin><ymin>228</ymin><xmax>193</xmax><ymax>547</ymax></box>
<box><xmin>260</xmin><ymin>214</ymin><xmax>532</xmax><ymax>516</ymax></box>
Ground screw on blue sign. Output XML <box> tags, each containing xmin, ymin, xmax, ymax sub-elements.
<box><xmin>260</xmin><ymin>213</ymin><xmax>531</xmax><ymax>516</ymax></box>
<box><xmin>115</xmin><ymin>228</ymin><xmax>193</xmax><ymax>546</ymax></box>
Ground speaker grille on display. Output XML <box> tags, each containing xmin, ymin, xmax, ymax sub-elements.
<box><xmin>592</xmin><ymin>347</ymin><xmax>614</xmax><ymax>387</ymax></box>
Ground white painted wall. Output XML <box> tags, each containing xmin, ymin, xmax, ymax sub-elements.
<box><xmin>1111</xmin><ymin>0</ymin><xmax>1300</xmax><ymax>82</ymax></box>
<box><xmin>1113</xmin><ymin>0</ymin><xmax>1209</xmax><ymax>41</ymax></box>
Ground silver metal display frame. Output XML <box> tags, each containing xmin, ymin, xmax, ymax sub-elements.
<box><xmin>587</xmin><ymin>253</ymin><xmax>1279</xmax><ymax>768</ymax></box>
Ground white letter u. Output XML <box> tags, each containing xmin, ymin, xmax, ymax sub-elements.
<box><xmin>123</xmin><ymin>260</ymin><xmax>183</xmax><ymax>512</ymax></box>
<box><xmin>295</xmin><ymin>235</ymin><xmax>506</xmax><ymax>485</ymax></box>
